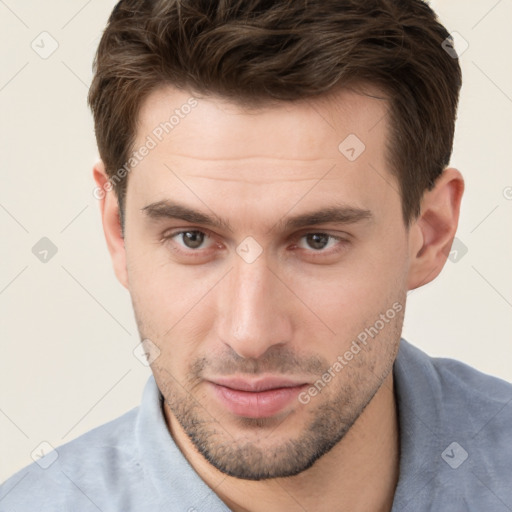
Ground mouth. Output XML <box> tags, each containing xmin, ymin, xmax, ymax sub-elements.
<box><xmin>207</xmin><ymin>376</ymin><xmax>310</xmax><ymax>419</ymax></box>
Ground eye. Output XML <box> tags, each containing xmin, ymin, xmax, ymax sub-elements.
<box><xmin>297</xmin><ymin>233</ymin><xmax>342</xmax><ymax>251</ymax></box>
<box><xmin>170</xmin><ymin>230</ymin><xmax>214</xmax><ymax>250</ymax></box>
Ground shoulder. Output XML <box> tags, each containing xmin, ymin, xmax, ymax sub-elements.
<box><xmin>398</xmin><ymin>339</ymin><xmax>512</xmax><ymax>417</ymax></box>
<box><xmin>394</xmin><ymin>340</ymin><xmax>512</xmax><ymax>508</ymax></box>
<box><xmin>0</xmin><ymin>406</ymin><xmax>144</xmax><ymax>511</ymax></box>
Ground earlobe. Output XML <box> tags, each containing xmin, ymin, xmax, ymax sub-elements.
<box><xmin>93</xmin><ymin>161</ymin><xmax>129</xmax><ymax>289</ymax></box>
<box><xmin>407</xmin><ymin>168</ymin><xmax>464</xmax><ymax>290</ymax></box>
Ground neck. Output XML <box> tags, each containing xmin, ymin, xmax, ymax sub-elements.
<box><xmin>166</xmin><ymin>372</ymin><xmax>399</xmax><ymax>512</ymax></box>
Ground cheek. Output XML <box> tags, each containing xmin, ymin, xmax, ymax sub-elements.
<box><xmin>127</xmin><ymin>246</ymin><xmax>220</xmax><ymax>363</ymax></box>
<box><xmin>126</xmin><ymin>237</ymin><xmax>192</xmax><ymax>311</ymax></box>
<box><xmin>286</xmin><ymin>234</ymin><xmax>408</xmax><ymax>347</ymax></box>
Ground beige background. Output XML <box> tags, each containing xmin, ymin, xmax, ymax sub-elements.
<box><xmin>1</xmin><ymin>0</ymin><xmax>511</xmax><ymax>482</ymax></box>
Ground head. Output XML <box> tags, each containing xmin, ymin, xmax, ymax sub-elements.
<box><xmin>89</xmin><ymin>0</ymin><xmax>464</xmax><ymax>480</ymax></box>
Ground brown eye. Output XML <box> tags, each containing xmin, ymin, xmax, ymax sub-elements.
<box><xmin>167</xmin><ymin>230</ymin><xmax>207</xmax><ymax>250</ymax></box>
<box><xmin>304</xmin><ymin>233</ymin><xmax>330</xmax><ymax>250</ymax></box>
<box><xmin>180</xmin><ymin>231</ymin><xmax>205</xmax><ymax>249</ymax></box>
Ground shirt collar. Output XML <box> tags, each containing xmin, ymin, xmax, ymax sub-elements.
<box><xmin>391</xmin><ymin>339</ymin><xmax>444</xmax><ymax>509</ymax></box>
<box><xmin>135</xmin><ymin>373</ymin><xmax>231</xmax><ymax>511</ymax></box>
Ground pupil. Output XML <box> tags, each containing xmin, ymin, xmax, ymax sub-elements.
<box><xmin>183</xmin><ymin>231</ymin><xmax>204</xmax><ymax>249</ymax></box>
<box><xmin>307</xmin><ymin>233</ymin><xmax>329</xmax><ymax>250</ymax></box>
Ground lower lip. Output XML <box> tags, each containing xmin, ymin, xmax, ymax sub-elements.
<box><xmin>209</xmin><ymin>383</ymin><xmax>308</xmax><ymax>418</ymax></box>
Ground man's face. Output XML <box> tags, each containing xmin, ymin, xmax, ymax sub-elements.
<box><xmin>123</xmin><ymin>86</ymin><xmax>410</xmax><ymax>479</ymax></box>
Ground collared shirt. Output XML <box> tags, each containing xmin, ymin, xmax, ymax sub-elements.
<box><xmin>1</xmin><ymin>339</ymin><xmax>511</xmax><ymax>511</ymax></box>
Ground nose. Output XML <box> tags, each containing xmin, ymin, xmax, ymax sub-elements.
<box><xmin>216</xmin><ymin>255</ymin><xmax>293</xmax><ymax>360</ymax></box>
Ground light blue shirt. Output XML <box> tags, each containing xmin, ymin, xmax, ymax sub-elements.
<box><xmin>1</xmin><ymin>339</ymin><xmax>511</xmax><ymax>511</ymax></box>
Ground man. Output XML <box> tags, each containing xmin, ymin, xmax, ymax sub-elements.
<box><xmin>1</xmin><ymin>0</ymin><xmax>511</xmax><ymax>510</ymax></box>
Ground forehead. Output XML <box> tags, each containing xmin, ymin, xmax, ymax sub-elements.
<box><xmin>127</xmin><ymin>85</ymin><xmax>399</xmax><ymax>229</ymax></box>
<box><xmin>134</xmin><ymin>85</ymin><xmax>389</xmax><ymax>166</ymax></box>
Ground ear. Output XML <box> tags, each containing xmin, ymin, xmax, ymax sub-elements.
<box><xmin>407</xmin><ymin>167</ymin><xmax>464</xmax><ymax>290</ymax></box>
<box><xmin>93</xmin><ymin>161</ymin><xmax>129</xmax><ymax>289</ymax></box>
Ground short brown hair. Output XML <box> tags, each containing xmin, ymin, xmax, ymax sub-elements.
<box><xmin>88</xmin><ymin>0</ymin><xmax>462</xmax><ymax>225</ymax></box>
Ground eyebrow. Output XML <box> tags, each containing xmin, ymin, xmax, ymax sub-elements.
<box><xmin>142</xmin><ymin>201</ymin><xmax>233</xmax><ymax>232</ymax></box>
<box><xmin>141</xmin><ymin>200</ymin><xmax>372</xmax><ymax>233</ymax></box>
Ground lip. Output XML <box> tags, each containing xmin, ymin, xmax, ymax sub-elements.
<box><xmin>207</xmin><ymin>376</ymin><xmax>309</xmax><ymax>419</ymax></box>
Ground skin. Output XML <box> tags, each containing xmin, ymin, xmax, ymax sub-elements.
<box><xmin>94</xmin><ymin>85</ymin><xmax>463</xmax><ymax>512</ymax></box>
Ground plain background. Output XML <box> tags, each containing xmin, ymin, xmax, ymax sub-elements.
<box><xmin>1</xmin><ymin>0</ymin><xmax>511</xmax><ymax>483</ymax></box>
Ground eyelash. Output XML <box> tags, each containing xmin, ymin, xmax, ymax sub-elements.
<box><xmin>161</xmin><ymin>229</ymin><xmax>350</xmax><ymax>260</ymax></box>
